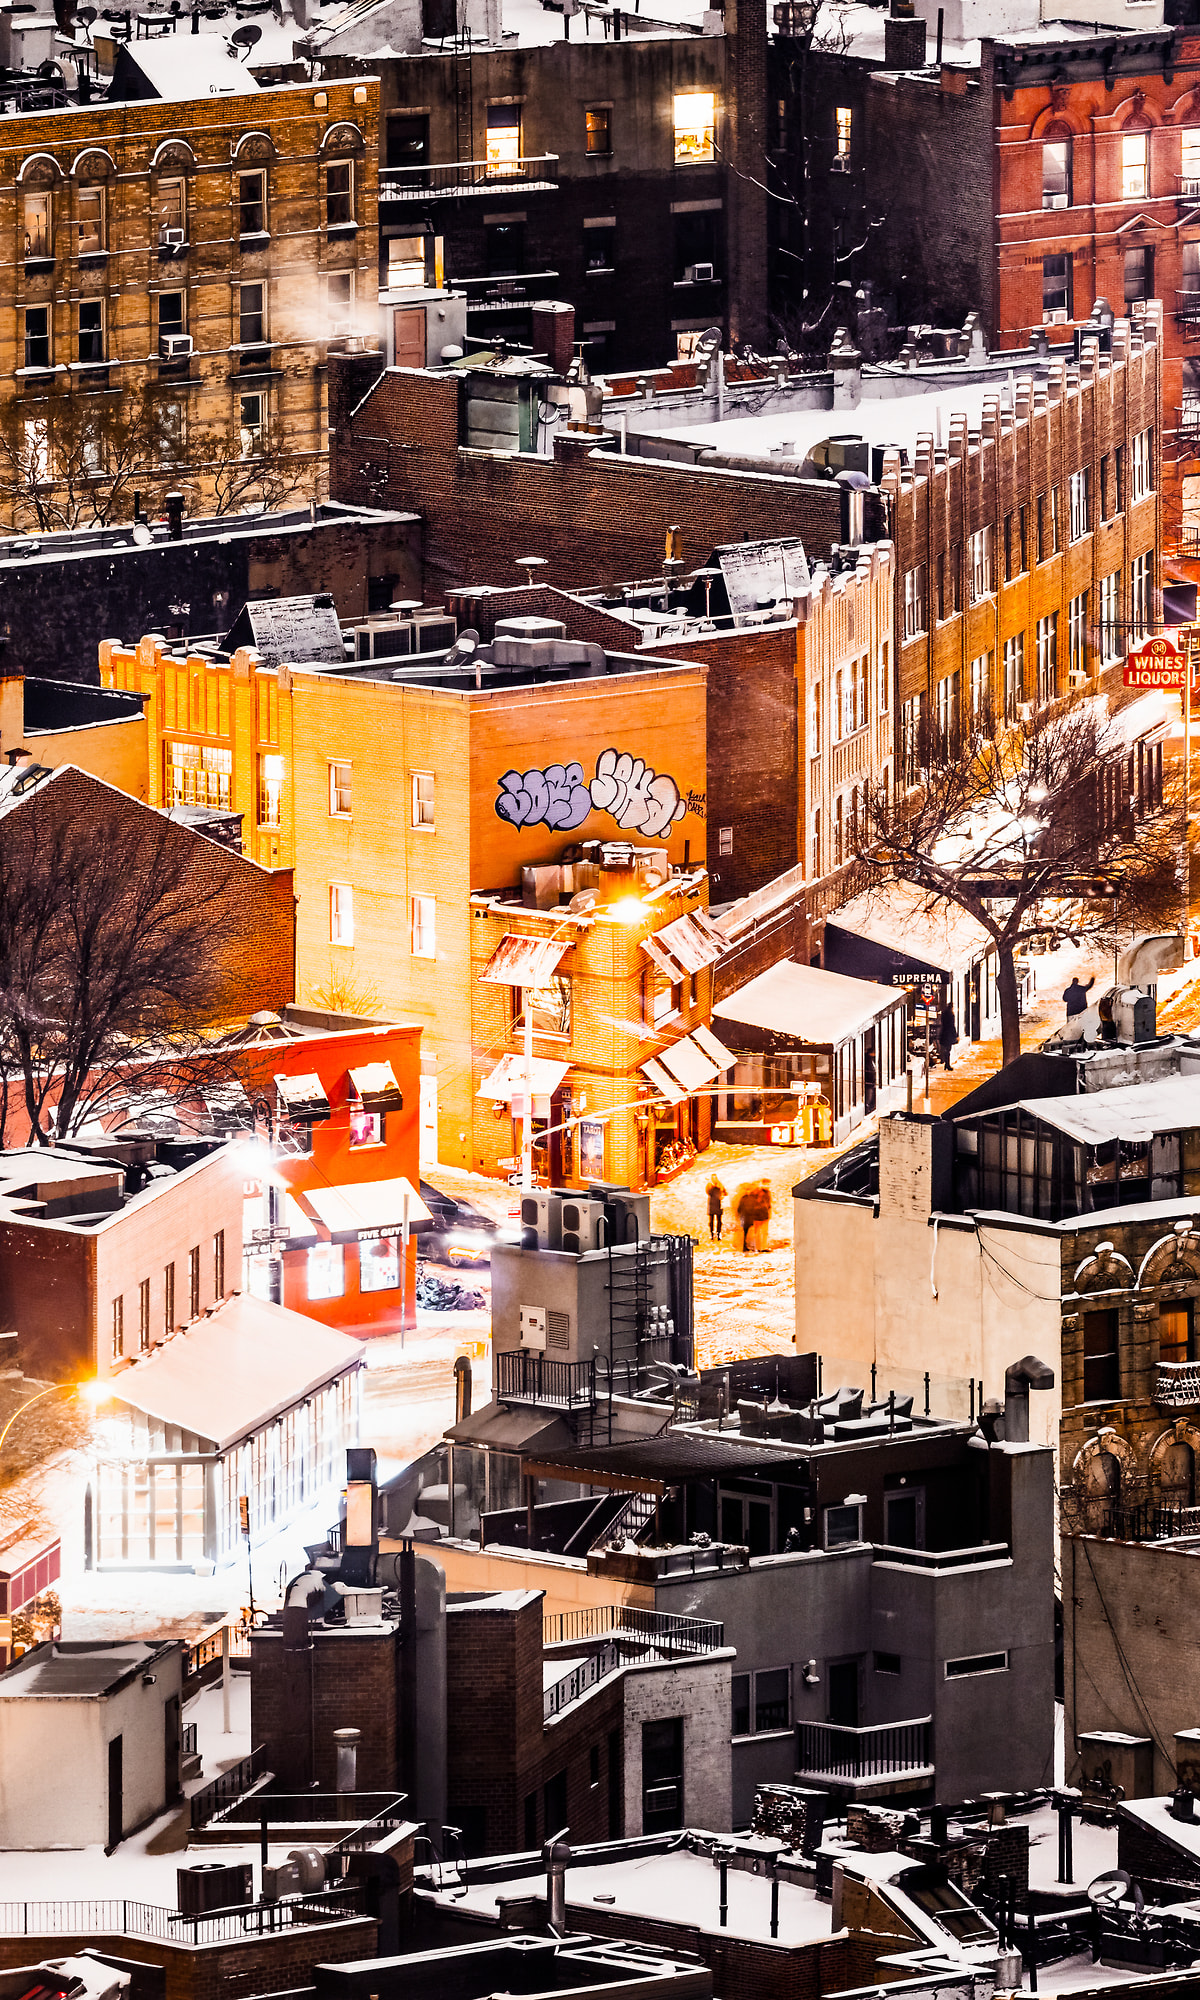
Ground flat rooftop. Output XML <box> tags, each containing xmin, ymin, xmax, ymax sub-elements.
<box><xmin>0</xmin><ymin>502</ymin><xmax>413</xmax><ymax>574</ymax></box>
<box><xmin>0</xmin><ymin>1638</ymin><xmax>173</xmax><ymax>1698</ymax></box>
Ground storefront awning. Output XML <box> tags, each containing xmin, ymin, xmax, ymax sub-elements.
<box><xmin>640</xmin><ymin>1056</ymin><xmax>687</xmax><ymax>1105</ymax></box>
<box><xmin>348</xmin><ymin>1061</ymin><xmax>402</xmax><ymax>1113</ymax></box>
<box><xmin>478</xmin><ymin>1053</ymin><xmax>570</xmax><ymax>1102</ymax></box>
<box><xmin>692</xmin><ymin>1022</ymin><xmax>736</xmax><ymax>1072</ymax></box>
<box><xmin>302</xmin><ymin>1176</ymin><xmax>432</xmax><ymax>1244</ymax></box>
<box><xmin>656</xmin><ymin>1034</ymin><xmax>721</xmax><ymax>1092</ymax></box>
<box><xmin>479</xmin><ymin>934</ymin><xmax>571</xmax><ymax>986</ymax></box>
<box><xmin>714</xmin><ymin>960</ymin><xmax>905</xmax><ymax>1045</ymax></box>
<box><xmin>654</xmin><ymin>911</ymin><xmax>727</xmax><ymax>975</ymax></box>
<box><xmin>274</xmin><ymin>1071</ymin><xmax>331</xmax><ymax>1122</ymax></box>
<box><xmin>279</xmin><ymin>1191</ymin><xmax>320</xmax><ymax>1249</ymax></box>
<box><xmin>201</xmin><ymin>1082</ymin><xmax>253</xmax><ymax>1131</ymax></box>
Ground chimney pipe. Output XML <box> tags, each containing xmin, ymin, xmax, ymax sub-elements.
<box><xmin>544</xmin><ymin>1834</ymin><xmax>570</xmax><ymax>1932</ymax></box>
<box><xmin>334</xmin><ymin>1726</ymin><xmax>360</xmax><ymax>1793</ymax></box>
<box><xmin>1003</xmin><ymin>1355</ymin><xmax>1055</xmax><ymax>1443</ymax></box>
<box><xmin>166</xmin><ymin>491</ymin><xmax>184</xmax><ymax>542</ymax></box>
<box><xmin>455</xmin><ymin>1353</ymin><xmax>472</xmax><ymax>1424</ymax></box>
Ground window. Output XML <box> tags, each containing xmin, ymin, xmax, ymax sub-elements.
<box><xmin>900</xmin><ymin>694</ymin><xmax>924</xmax><ymax>787</ymax></box>
<box><xmin>166</xmin><ymin>742</ymin><xmax>232</xmax><ymax>810</ymax></box>
<box><xmin>388</xmin><ymin>111</ymin><xmax>430</xmax><ymax>172</ymax></box>
<box><xmin>1100</xmin><ymin>570</ymin><xmax>1120</xmax><ymax>662</ymax></box>
<box><xmin>515</xmin><ymin>976</ymin><xmax>571</xmax><ymax>1040</ymax></box>
<box><xmin>1083</xmin><ymin>1307</ymin><xmax>1120</xmax><ymax>1402</ymax></box>
<box><xmin>329</xmin><ymin>761</ymin><xmax>352</xmax><ymax>816</ymax></box>
<box><xmin>1161</xmin><ymin>1302</ymin><xmax>1195</xmax><ymax>1366</ymax></box>
<box><xmin>1068</xmin><ymin>591</ymin><xmax>1088</xmax><ymax>684</ymax></box>
<box><xmin>675</xmin><ymin>208</ymin><xmax>717</xmax><ymax>283</ymax></box>
<box><xmin>239</xmin><ymin>282</ymin><xmax>265</xmax><ymax>347</ymax></box>
<box><xmin>239</xmin><ymin>391</ymin><xmax>264</xmax><ymax>458</ymax></box>
<box><xmin>1068</xmin><ymin>467</ymin><xmax>1089</xmax><ymax>541</ymax></box>
<box><xmin>731</xmin><ymin>1668</ymin><xmax>791</xmax><ymax>1736</ymax></box>
<box><xmin>719</xmin><ymin>825</ymin><xmax>734</xmax><ymax>856</ymax></box>
<box><xmin>486</xmin><ymin>104</ymin><xmax>522</xmax><ymax>175</ymax></box>
<box><xmin>330</xmin><ymin>882</ymin><xmax>354</xmax><ymax>946</ymax></box>
<box><xmin>825</xmin><ymin>1501</ymin><xmax>863</xmax><ymax>1548</ymax></box>
<box><xmin>259</xmin><ymin>753</ymin><xmax>284</xmax><ymax>827</ymax></box>
<box><xmin>1003</xmin><ymin>633</ymin><xmax>1024</xmax><ymax>719</ymax></box>
<box><xmin>1116</xmin><ymin>445</ymin><xmax>1125</xmax><ymax>512</ymax></box>
<box><xmin>1099</xmin><ymin>454</ymin><xmax>1110</xmax><ymax>521</ymax></box>
<box><xmin>78</xmin><ymin>298</ymin><xmax>103</xmax><ymax>365</ymax></box>
<box><xmin>188</xmin><ymin>1245</ymin><xmax>200</xmax><ymax>1317</ymax></box>
<box><xmin>1043</xmin><ymin>133</ymin><xmax>1071</xmax><ymax>208</ymax></box>
<box><xmin>1124</xmin><ymin>245</ymin><xmax>1153</xmax><ymax>305</ymax></box>
<box><xmin>903</xmin><ymin>563</ymin><xmax>927</xmax><ymax>639</ymax></box>
<box><xmin>1042</xmin><ymin>252</ymin><xmax>1072</xmax><ymax>321</ymax></box>
<box><xmin>1131</xmin><ymin>550</ymin><xmax>1151</xmax><ymax>643</ymax></box>
<box><xmin>1003</xmin><ymin>512</ymin><xmax>1016</xmax><ymax>582</ymax></box>
<box><xmin>673</xmin><ymin>92</ymin><xmax>715</xmax><ymax>163</ymax></box>
<box><xmin>360</xmin><ymin>1235</ymin><xmax>400</xmax><ymax>1291</ymax></box>
<box><xmin>875</xmin><ymin>1651</ymin><xmax>902</xmax><ymax>1675</ymax></box>
<box><xmin>879</xmin><ymin>642</ymin><xmax>890</xmax><ymax>712</ymax></box>
<box><xmin>23</xmin><ymin>190</ymin><xmax>50</xmax><ymax>260</ymax></box>
<box><xmin>833</xmin><ymin>668</ymin><xmax>845</xmax><ymax>740</ymax></box>
<box><xmin>1184</xmin><ymin>128</ymin><xmax>1200</xmax><ymax>194</ymax></box>
<box><xmin>325</xmin><ymin>160</ymin><xmax>353</xmax><ymax>227</ymax></box>
<box><xmin>350</xmin><ymin>1106</ymin><xmax>384</xmax><ymax>1147</ymax></box>
<box><xmin>586</xmin><ymin>106</ymin><xmax>611</xmax><ymax>155</ymax></box>
<box><xmin>1036</xmin><ymin>493</ymin><xmax>1048</xmax><ymax>563</ymax></box>
<box><xmin>485</xmin><ymin>218</ymin><xmax>524</xmax><ymax>276</ymax></box>
<box><xmin>112</xmin><ymin>1295</ymin><xmax>124</xmax><ymax>1360</ymax></box>
<box><xmin>164</xmin><ymin>1262</ymin><xmax>175</xmax><ymax>1333</ymax></box>
<box><xmin>158</xmin><ymin>290</ymin><xmax>185</xmax><ymax>348</ymax></box>
<box><xmin>1186</xmin><ymin>240</ymin><xmax>1200</xmax><ymax>299</ymax></box>
<box><xmin>307</xmin><ymin>1241</ymin><xmax>345</xmax><ymax>1300</ymax></box>
<box><xmin>585</xmin><ymin>224</ymin><xmax>615</xmax><ymax>272</ymax></box>
<box><xmin>589</xmin><ymin>1744</ymin><xmax>601</xmax><ymax>1787</ymax></box>
<box><xmin>835</xmin><ymin>105</ymin><xmax>852</xmax><ymax>161</ymax></box>
<box><xmin>1051</xmin><ymin>484</ymin><xmax>1061</xmax><ymax>554</ymax></box>
<box><xmin>1018</xmin><ymin>504</ymin><xmax>1028</xmax><ymax>572</ymax></box>
<box><xmin>412</xmin><ymin>770</ymin><xmax>435</xmax><ymax>828</ymax></box>
<box><xmin>1131</xmin><ymin>427</ymin><xmax>1153</xmax><ymax>502</ymax></box>
<box><xmin>158</xmin><ymin>177</ymin><xmax>186</xmax><ymax>245</ymax></box>
<box><xmin>78</xmin><ymin>185</ymin><xmax>104</xmax><ymax>255</ymax></box>
<box><xmin>138</xmin><ymin>1279</ymin><xmax>151</xmax><ymax>1353</ymax></box>
<box><xmin>23</xmin><ymin>306</ymin><xmax>50</xmax><ymax>370</ymax></box>
<box><xmin>327</xmin><ymin>269</ymin><xmax>354</xmax><ymax>334</ymax></box>
<box><xmin>214</xmin><ymin>1230</ymin><xmax>225</xmax><ymax>1297</ymax></box>
<box><xmin>1036</xmin><ymin>613</ymin><xmax>1058</xmax><ymax>704</ymax></box>
<box><xmin>1121</xmin><ymin>126</ymin><xmax>1148</xmax><ymax>201</ymax></box>
<box><xmin>935</xmin><ymin>669</ymin><xmax>960</xmax><ymax>751</ymax></box>
<box><xmin>411</xmin><ymin>893</ymin><xmax>436</xmax><ymax>958</ymax></box>
<box><xmin>238</xmin><ymin>168</ymin><xmax>266</xmax><ymax>236</ymax></box>
<box><xmin>810</xmin><ymin>807</ymin><xmax>821</xmax><ymax>877</ymax></box>
<box><xmin>969</xmin><ymin>651</ymin><xmax>991</xmax><ymax>723</ymax></box>
<box><xmin>945</xmin><ymin>1651</ymin><xmax>1008</xmax><ymax>1678</ymax></box>
<box><xmin>968</xmin><ymin>525</ymin><xmax>993</xmax><ymax>602</ymax></box>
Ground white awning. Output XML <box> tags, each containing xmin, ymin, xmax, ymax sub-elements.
<box><xmin>348</xmin><ymin>1061</ymin><xmax>402</xmax><ymax>1112</ymax></box>
<box><xmin>478</xmin><ymin>1053</ymin><xmax>570</xmax><ymax>1102</ymax></box>
<box><xmin>303</xmin><ymin>1176</ymin><xmax>432</xmax><ymax>1244</ymax></box>
<box><xmin>277</xmin><ymin>1191</ymin><xmax>320</xmax><ymax>1249</ymax></box>
<box><xmin>692</xmin><ymin>1022</ymin><xmax>736</xmax><ymax>1072</ymax></box>
<box><xmin>274</xmin><ymin>1071</ymin><xmax>331</xmax><ymax>1121</ymax></box>
<box><xmin>480</xmin><ymin>934</ymin><xmax>571</xmax><ymax>986</ymax></box>
<box><xmin>640</xmin><ymin>1056</ymin><xmax>687</xmax><ymax>1105</ymax></box>
<box><xmin>655</xmin><ymin>912</ymin><xmax>726</xmax><ymax>974</ymax></box>
<box><xmin>714</xmin><ymin>959</ymin><xmax>906</xmax><ymax>1044</ymax></box>
<box><xmin>656</xmin><ymin>1035</ymin><xmax>721</xmax><ymax>1091</ymax></box>
<box><xmin>641</xmin><ymin>934</ymin><xmax>685</xmax><ymax>982</ymax></box>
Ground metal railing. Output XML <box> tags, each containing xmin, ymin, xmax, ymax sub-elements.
<box><xmin>0</xmin><ymin>1885</ymin><xmax>366</xmax><ymax>1945</ymax></box>
<box><xmin>185</xmin><ymin>1621</ymin><xmax>251</xmax><ymax>1682</ymax></box>
<box><xmin>497</xmin><ymin>1350</ymin><xmax>596</xmax><ymax>1410</ymax></box>
<box><xmin>871</xmin><ymin>1541</ymin><xmax>1010</xmax><ymax>1569</ymax></box>
<box><xmin>1095</xmin><ymin>1499</ymin><xmax>1200</xmax><ymax>1542</ymax></box>
<box><xmin>544</xmin><ymin>1604</ymin><xmax>724</xmax><ymax>1653</ymax></box>
<box><xmin>796</xmin><ymin>1716</ymin><xmax>933</xmax><ymax>1782</ymax></box>
<box><xmin>1177</xmin><ymin>291</ymin><xmax>1200</xmax><ymax>335</ymax></box>
<box><xmin>215</xmin><ymin>1791</ymin><xmax>408</xmax><ymax>1829</ymax></box>
<box><xmin>1156</xmin><ymin>1360</ymin><xmax>1200</xmax><ymax>1409</ymax></box>
<box><xmin>189</xmin><ymin>1745</ymin><xmax>267</xmax><ymax>1831</ymax></box>
<box><xmin>181</xmin><ymin>1722</ymin><xmax>198</xmax><ymax>1757</ymax></box>
<box><xmin>544</xmin><ymin>1638</ymin><xmax>623</xmax><ymax>1720</ymax></box>
<box><xmin>380</xmin><ymin>155</ymin><xmax>559</xmax><ymax>202</ymax></box>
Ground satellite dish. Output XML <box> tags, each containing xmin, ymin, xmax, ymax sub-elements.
<box><xmin>567</xmin><ymin>889</ymin><xmax>598</xmax><ymax>917</ymax></box>
<box><xmin>230</xmin><ymin>20</ymin><xmax>260</xmax><ymax>49</ymax></box>
<box><xmin>1087</xmin><ymin>1869</ymin><xmax>1132</xmax><ymax>1909</ymax></box>
<box><xmin>132</xmin><ymin>522</ymin><xmax>153</xmax><ymax>547</ymax></box>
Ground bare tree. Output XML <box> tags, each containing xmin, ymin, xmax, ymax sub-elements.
<box><xmin>0</xmin><ymin>385</ymin><xmax>184</xmax><ymax>531</ymax></box>
<box><xmin>0</xmin><ymin>781</ymin><xmax>240</xmax><ymax>1141</ymax></box>
<box><xmin>190</xmin><ymin>416</ymin><xmax>320</xmax><ymax>518</ymax></box>
<box><xmin>851</xmin><ymin>699</ymin><xmax>1180</xmax><ymax>1065</ymax></box>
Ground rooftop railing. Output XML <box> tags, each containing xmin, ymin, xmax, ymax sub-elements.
<box><xmin>1156</xmin><ymin>1359</ymin><xmax>1200</xmax><ymax>1409</ymax></box>
<box><xmin>0</xmin><ymin>1884</ymin><xmax>366</xmax><ymax>1946</ymax></box>
<box><xmin>497</xmin><ymin>1350</ymin><xmax>596</xmax><ymax>1410</ymax></box>
<box><xmin>796</xmin><ymin>1716</ymin><xmax>933</xmax><ymax>1785</ymax></box>
<box><xmin>380</xmin><ymin>155</ymin><xmax>559</xmax><ymax>202</ymax></box>
<box><xmin>542</xmin><ymin>1604</ymin><xmax>725</xmax><ymax>1721</ymax></box>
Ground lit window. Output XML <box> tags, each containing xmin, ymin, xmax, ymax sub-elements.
<box><xmin>23</xmin><ymin>306</ymin><xmax>49</xmax><ymax>370</ymax></box>
<box><xmin>23</xmin><ymin>190</ymin><xmax>51</xmax><ymax>260</ymax></box>
<box><xmin>486</xmin><ymin>105</ymin><xmax>521</xmax><ymax>176</ymax></box>
<box><xmin>1121</xmin><ymin>128</ymin><xmax>1148</xmax><ymax>200</ymax></box>
<box><xmin>350</xmin><ymin>1106</ymin><xmax>384</xmax><ymax>1147</ymax></box>
<box><xmin>164</xmin><ymin>1262</ymin><xmax>175</xmax><ymax>1334</ymax></box>
<box><xmin>158</xmin><ymin>177</ymin><xmax>186</xmax><ymax>246</ymax></box>
<box><xmin>238</xmin><ymin>168</ymin><xmax>266</xmax><ymax>236</ymax></box>
<box><xmin>1099</xmin><ymin>571</ymin><xmax>1121</xmax><ymax>662</ymax></box>
<box><xmin>1042</xmin><ymin>135</ymin><xmax>1071</xmax><ymax>208</ymax></box>
<box><xmin>325</xmin><ymin>159</ymin><xmax>353</xmax><ymax>227</ymax></box>
<box><xmin>188</xmin><ymin>1245</ymin><xmax>200</xmax><ymax>1317</ymax></box>
<box><xmin>1130</xmin><ymin>551</ymin><xmax>1151</xmax><ymax>642</ymax></box>
<box><xmin>214</xmin><ymin>1230</ymin><xmax>225</xmax><ymax>1297</ymax></box>
<box><xmin>259</xmin><ymin>753</ymin><xmax>284</xmax><ymax>827</ymax></box>
<box><xmin>969</xmin><ymin>651</ymin><xmax>991</xmax><ymax>722</ymax></box>
<box><xmin>1131</xmin><ymin>426</ymin><xmax>1153</xmax><ymax>502</ymax></box>
<box><xmin>78</xmin><ymin>298</ymin><xmax>104</xmax><ymax>365</ymax></box>
<box><xmin>968</xmin><ymin>525</ymin><xmax>992</xmax><ymax>602</ymax></box>
<box><xmin>1069</xmin><ymin>591</ymin><xmax>1088</xmax><ymax>683</ymax></box>
<box><xmin>673</xmin><ymin>92</ymin><xmax>715</xmax><ymax>163</ymax></box>
<box><xmin>1036</xmin><ymin>613</ymin><xmax>1058</xmax><ymax>704</ymax></box>
<box><xmin>360</xmin><ymin>1235</ymin><xmax>401</xmax><ymax>1291</ymax></box>
<box><xmin>1003</xmin><ymin>633</ymin><xmax>1025</xmax><ymax>718</ymax></box>
<box><xmin>1068</xmin><ymin>467</ymin><xmax>1089</xmax><ymax>540</ymax></box>
<box><xmin>330</xmin><ymin>882</ymin><xmax>354</xmax><ymax>946</ymax></box>
<box><xmin>515</xmin><ymin>977</ymin><xmax>571</xmax><ymax>1039</ymax></box>
<box><xmin>78</xmin><ymin>185</ymin><xmax>104</xmax><ymax>255</ymax></box>
<box><xmin>835</xmin><ymin>105</ymin><xmax>852</xmax><ymax>161</ymax></box>
<box><xmin>166</xmin><ymin>741</ymin><xmax>231</xmax><ymax>810</ymax></box>
<box><xmin>411</xmin><ymin>893</ymin><xmax>436</xmax><ymax>958</ymax></box>
<box><xmin>903</xmin><ymin>563</ymin><xmax>927</xmax><ymax>638</ymax></box>
<box><xmin>329</xmin><ymin>761</ymin><xmax>352</xmax><ymax>816</ymax></box>
<box><xmin>586</xmin><ymin>107</ymin><xmax>611</xmax><ymax>155</ymax></box>
<box><xmin>307</xmin><ymin>1242</ymin><xmax>345</xmax><ymax>1300</ymax></box>
<box><xmin>411</xmin><ymin>770</ymin><xmax>435</xmax><ymax>828</ymax></box>
<box><xmin>239</xmin><ymin>391</ymin><xmax>264</xmax><ymax>459</ymax></box>
<box><xmin>112</xmin><ymin>1295</ymin><xmax>124</xmax><ymax>1360</ymax></box>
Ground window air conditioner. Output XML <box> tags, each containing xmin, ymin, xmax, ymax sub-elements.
<box><xmin>331</xmin><ymin>319</ymin><xmax>354</xmax><ymax>336</ymax></box>
<box><xmin>1043</xmin><ymin>192</ymin><xmax>1068</xmax><ymax>209</ymax></box>
<box><xmin>161</xmin><ymin>227</ymin><xmax>185</xmax><ymax>247</ymax></box>
<box><xmin>686</xmin><ymin>261</ymin><xmax>715</xmax><ymax>283</ymax></box>
<box><xmin>1018</xmin><ymin>701</ymin><xmax>1035</xmax><ymax>723</ymax></box>
<box><xmin>1046</xmin><ymin>308</ymin><xmax>1068</xmax><ymax>325</ymax></box>
<box><xmin>1068</xmin><ymin>667</ymin><xmax>1089</xmax><ymax>688</ymax></box>
<box><xmin>161</xmin><ymin>333</ymin><xmax>193</xmax><ymax>357</ymax></box>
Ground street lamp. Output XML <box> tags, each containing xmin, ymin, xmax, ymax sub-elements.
<box><xmin>0</xmin><ymin>1377</ymin><xmax>102</xmax><ymax>1461</ymax></box>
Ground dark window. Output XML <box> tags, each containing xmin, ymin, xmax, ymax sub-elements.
<box><xmin>675</xmin><ymin>208</ymin><xmax>718</xmax><ymax>283</ymax></box>
<box><xmin>874</xmin><ymin>1651</ymin><xmax>902</xmax><ymax>1675</ymax></box>
<box><xmin>485</xmin><ymin>220</ymin><xmax>524</xmax><ymax>275</ymax></box>
<box><xmin>78</xmin><ymin>299</ymin><xmax>103</xmax><ymax>364</ymax></box>
<box><xmin>238</xmin><ymin>169</ymin><xmax>265</xmax><ymax>236</ymax></box>
<box><xmin>239</xmin><ymin>283</ymin><xmax>265</xmax><ymax>347</ymax></box>
<box><xmin>1083</xmin><ymin>1307</ymin><xmax>1120</xmax><ymax>1402</ymax></box>
<box><xmin>824</xmin><ymin>1502</ymin><xmax>862</xmax><ymax>1548</ymax></box>
<box><xmin>642</xmin><ymin>1717</ymin><xmax>683</xmax><ymax>1834</ymax></box>
<box><xmin>755</xmin><ymin>1667</ymin><xmax>790</xmax><ymax>1731</ymax></box>
<box><xmin>24</xmin><ymin>306</ymin><xmax>49</xmax><ymax>369</ymax></box>
<box><xmin>387</xmin><ymin>113</ymin><xmax>430</xmax><ymax>175</ymax></box>
<box><xmin>731</xmin><ymin>1672</ymin><xmax>750</xmax><ymax>1736</ymax></box>
<box><xmin>586</xmin><ymin>107</ymin><xmax>611</xmax><ymax>155</ymax></box>
<box><xmin>1042</xmin><ymin>251</ymin><xmax>1072</xmax><ymax>319</ymax></box>
<box><xmin>543</xmin><ymin>1768</ymin><xmax>567</xmax><ymax>1837</ymax></box>
<box><xmin>523</xmin><ymin>1790</ymin><xmax>537</xmax><ymax>1847</ymax></box>
<box><xmin>1124</xmin><ymin>245</ymin><xmax>1153</xmax><ymax>305</ymax></box>
<box><xmin>188</xmin><ymin>1245</ymin><xmax>200</xmax><ymax>1318</ymax></box>
<box><xmin>325</xmin><ymin>161</ymin><xmax>353</xmax><ymax>228</ymax></box>
<box><xmin>827</xmin><ymin>1659</ymin><xmax>859</xmax><ymax>1727</ymax></box>
<box><xmin>589</xmin><ymin>1744</ymin><xmax>600</xmax><ymax>1786</ymax></box>
<box><xmin>884</xmin><ymin>1487</ymin><xmax>924</xmax><ymax>1548</ymax></box>
<box><xmin>585</xmin><ymin>226</ymin><xmax>615</xmax><ymax>272</ymax></box>
<box><xmin>158</xmin><ymin>290</ymin><xmax>185</xmax><ymax>338</ymax></box>
<box><xmin>945</xmin><ymin>1651</ymin><xmax>1008</xmax><ymax>1677</ymax></box>
<box><xmin>164</xmin><ymin>1262</ymin><xmax>175</xmax><ymax>1332</ymax></box>
<box><xmin>1160</xmin><ymin>1301</ymin><xmax>1194</xmax><ymax>1366</ymax></box>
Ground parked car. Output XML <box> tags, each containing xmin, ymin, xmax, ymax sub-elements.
<box><xmin>418</xmin><ymin>1181</ymin><xmax>517</xmax><ymax>1267</ymax></box>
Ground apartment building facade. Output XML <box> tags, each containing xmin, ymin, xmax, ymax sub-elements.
<box><xmin>0</xmin><ymin>63</ymin><xmax>378</xmax><ymax>524</ymax></box>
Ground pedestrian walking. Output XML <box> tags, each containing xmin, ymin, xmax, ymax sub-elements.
<box><xmin>1062</xmin><ymin>975</ymin><xmax>1095</xmax><ymax>1021</ymax></box>
<box><xmin>736</xmin><ymin>1179</ymin><xmax>772</xmax><ymax>1253</ymax></box>
<box><xmin>937</xmin><ymin>1000</ymin><xmax>959</xmax><ymax>1072</ymax></box>
<box><xmin>706</xmin><ymin>1173</ymin><xmax>727</xmax><ymax>1240</ymax></box>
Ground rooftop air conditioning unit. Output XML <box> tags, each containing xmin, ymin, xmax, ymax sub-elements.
<box><xmin>519</xmin><ymin>1190</ymin><xmax>561</xmax><ymax>1251</ymax></box>
<box><xmin>161</xmin><ymin>227</ymin><xmax>185</xmax><ymax>247</ymax></box>
<box><xmin>560</xmin><ymin>1196</ymin><xmax>607</xmax><ymax>1255</ymax></box>
<box><xmin>686</xmin><ymin>261</ymin><xmax>715</xmax><ymax>283</ymax></box>
<box><xmin>161</xmin><ymin>333</ymin><xmax>193</xmax><ymax>358</ymax></box>
<box><xmin>830</xmin><ymin>155</ymin><xmax>850</xmax><ymax>173</ymax></box>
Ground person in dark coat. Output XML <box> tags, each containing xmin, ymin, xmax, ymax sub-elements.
<box><xmin>737</xmin><ymin>1179</ymin><xmax>772</xmax><ymax>1253</ymax></box>
<box><xmin>706</xmin><ymin>1174</ymin><xmax>727</xmax><ymax>1240</ymax></box>
<box><xmin>937</xmin><ymin>1001</ymin><xmax>959</xmax><ymax>1071</ymax></box>
<box><xmin>1062</xmin><ymin>975</ymin><xmax>1095</xmax><ymax>1020</ymax></box>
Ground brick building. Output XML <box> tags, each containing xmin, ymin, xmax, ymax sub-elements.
<box><xmin>0</xmin><ymin>55</ymin><xmax>379</xmax><ymax>525</ymax></box>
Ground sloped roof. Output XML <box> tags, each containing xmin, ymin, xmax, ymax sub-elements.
<box><xmin>714</xmin><ymin>959</ymin><xmax>902</xmax><ymax>1045</ymax></box>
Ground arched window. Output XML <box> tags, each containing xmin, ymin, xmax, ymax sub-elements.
<box><xmin>1121</xmin><ymin>117</ymin><xmax>1150</xmax><ymax>202</ymax></box>
<box><xmin>1043</xmin><ymin>122</ymin><xmax>1072</xmax><ymax>209</ymax></box>
<box><xmin>1183</xmin><ymin>122</ymin><xmax>1200</xmax><ymax>195</ymax></box>
<box><xmin>1159</xmin><ymin>1440</ymin><xmax>1194</xmax><ymax>1507</ymax></box>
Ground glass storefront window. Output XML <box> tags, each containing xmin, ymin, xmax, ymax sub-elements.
<box><xmin>308</xmin><ymin>1242</ymin><xmax>345</xmax><ymax>1300</ymax></box>
<box><xmin>360</xmin><ymin>1235</ymin><xmax>400</xmax><ymax>1292</ymax></box>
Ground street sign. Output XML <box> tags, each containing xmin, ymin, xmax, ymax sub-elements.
<box><xmin>1124</xmin><ymin>634</ymin><xmax>1184</xmax><ymax>688</ymax></box>
<box><xmin>251</xmin><ymin>1225</ymin><xmax>291</xmax><ymax>1244</ymax></box>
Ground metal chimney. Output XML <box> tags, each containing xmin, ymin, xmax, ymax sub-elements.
<box><xmin>544</xmin><ymin>1832</ymin><xmax>570</xmax><ymax>1932</ymax></box>
<box><xmin>334</xmin><ymin>1726</ymin><xmax>360</xmax><ymax>1794</ymax></box>
<box><xmin>1003</xmin><ymin>1355</ymin><xmax>1055</xmax><ymax>1443</ymax></box>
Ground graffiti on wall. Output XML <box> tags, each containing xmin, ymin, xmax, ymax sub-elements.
<box><xmin>495</xmin><ymin>748</ymin><xmax>689</xmax><ymax>839</ymax></box>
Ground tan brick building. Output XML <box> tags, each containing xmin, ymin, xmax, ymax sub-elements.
<box><xmin>0</xmin><ymin>58</ymin><xmax>378</xmax><ymax>524</ymax></box>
